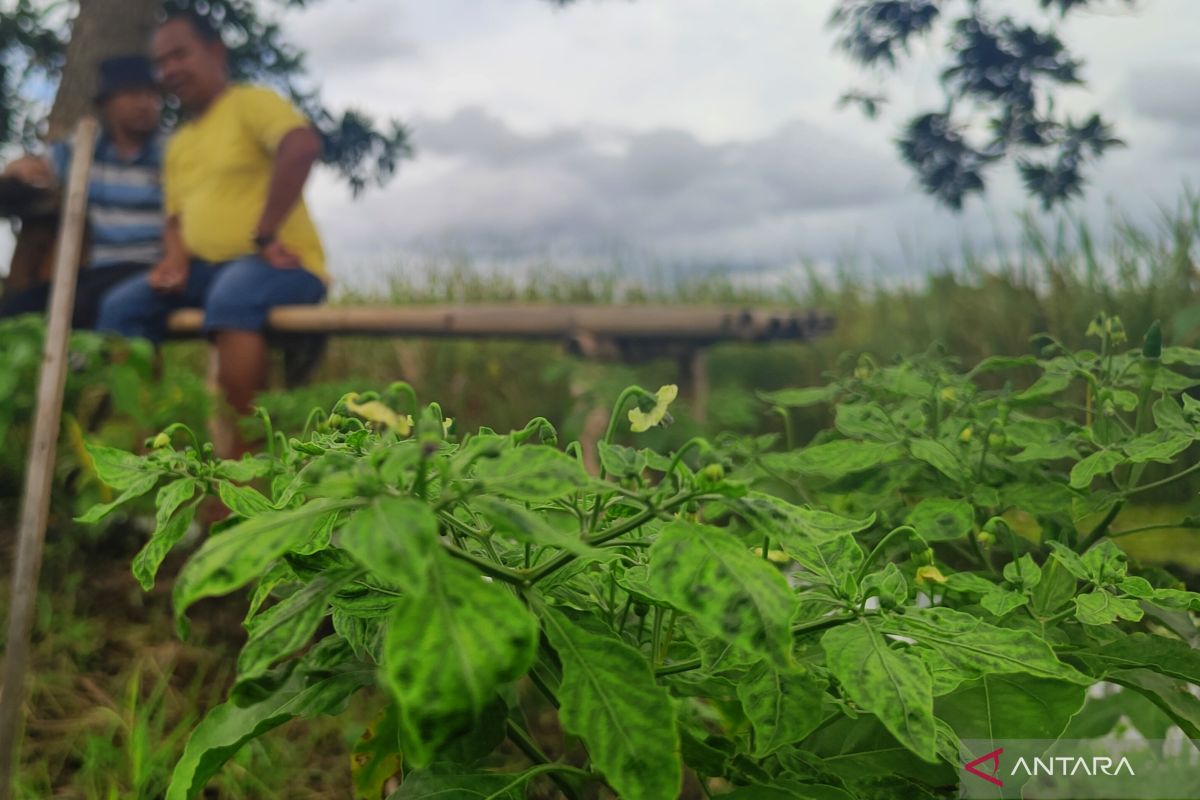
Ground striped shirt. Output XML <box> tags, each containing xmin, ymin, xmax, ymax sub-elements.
<box><xmin>50</xmin><ymin>133</ymin><xmax>164</xmax><ymax>268</ymax></box>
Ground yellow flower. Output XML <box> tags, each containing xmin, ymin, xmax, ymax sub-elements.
<box><xmin>629</xmin><ymin>385</ymin><xmax>678</xmax><ymax>433</ymax></box>
<box><xmin>345</xmin><ymin>394</ymin><xmax>412</xmax><ymax>436</ymax></box>
<box><xmin>915</xmin><ymin>565</ymin><xmax>947</xmax><ymax>585</ymax></box>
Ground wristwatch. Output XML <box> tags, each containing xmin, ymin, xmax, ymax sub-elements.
<box><xmin>253</xmin><ymin>231</ymin><xmax>276</xmax><ymax>251</ymax></box>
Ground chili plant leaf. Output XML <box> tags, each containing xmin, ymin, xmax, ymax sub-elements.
<box><xmin>880</xmin><ymin>607</ymin><xmax>1090</xmax><ymax>685</ymax></box>
<box><xmin>597</xmin><ymin>441</ymin><xmax>647</xmax><ymax>477</ymax></box>
<box><xmin>906</xmin><ymin>497</ymin><xmax>974</xmax><ymax>542</ymax></box>
<box><xmin>132</xmin><ymin>500</ymin><xmax>199</xmax><ymax>591</ymax></box>
<box><xmin>75</xmin><ymin>471</ymin><xmax>159</xmax><ymax>523</ymax></box>
<box><xmin>167</xmin><ymin>640</ymin><xmax>373</xmax><ymax>800</ymax></box>
<box><xmin>909</xmin><ymin>439</ymin><xmax>969</xmax><ymax>484</ymax></box>
<box><xmin>85</xmin><ymin>442</ymin><xmax>159</xmax><ymax>490</ymax></box>
<box><xmin>238</xmin><ymin>567</ymin><xmax>358</xmax><ymax>682</ymax></box>
<box><xmin>218</xmin><ymin>481</ymin><xmax>274</xmax><ymax>517</ymax></box>
<box><xmin>1074</xmin><ymin>590</ymin><xmax>1144</xmax><ymax>625</ymax></box>
<box><xmin>474</xmin><ymin>496</ymin><xmax>609</xmax><ymax>559</ymax></box>
<box><xmin>383</xmin><ymin>551</ymin><xmax>537</xmax><ymax>766</ymax></box>
<box><xmin>735</xmin><ymin>492</ymin><xmax>875</xmax><ymax>546</ymax></box>
<box><xmin>761</xmin><ymin>440</ymin><xmax>901</xmax><ymax>480</ymax></box>
<box><xmin>737</xmin><ymin>662</ymin><xmax>827</xmax><ymax>757</ymax></box>
<box><xmin>647</xmin><ymin>520</ymin><xmax>797</xmax><ymax>666</ymax></box>
<box><xmin>758</xmin><ymin>386</ymin><xmax>836</xmax><ymax>408</ymax></box>
<box><xmin>387</xmin><ymin>766</ymin><xmax>524</xmax><ymax>799</ymax></box>
<box><xmin>1075</xmin><ymin>632</ymin><xmax>1200</xmax><ymax>685</ymax></box>
<box><xmin>352</xmin><ymin>704</ymin><xmax>402</xmax><ymax>800</ymax></box>
<box><xmin>173</xmin><ymin>498</ymin><xmax>360</xmax><ymax>632</ymax></box>
<box><xmin>1069</xmin><ymin>449</ymin><xmax>1125</xmax><ymax>489</ymax></box>
<box><xmin>935</xmin><ymin>675</ymin><xmax>1086</xmax><ymax>743</ymax></box>
<box><xmin>474</xmin><ymin>445</ymin><xmax>587</xmax><ymax>501</ymax></box>
<box><xmin>339</xmin><ymin>497</ymin><xmax>439</xmax><ymax>593</ymax></box>
<box><xmin>541</xmin><ymin>606</ymin><xmax>682</xmax><ymax>800</ymax></box>
<box><xmin>821</xmin><ymin>619</ymin><xmax>937</xmax><ymax>761</ymax></box>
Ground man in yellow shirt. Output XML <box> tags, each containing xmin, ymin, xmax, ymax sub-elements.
<box><xmin>98</xmin><ymin>11</ymin><xmax>326</xmax><ymax>452</ymax></box>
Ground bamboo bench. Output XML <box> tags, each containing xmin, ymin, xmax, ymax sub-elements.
<box><xmin>165</xmin><ymin>304</ymin><xmax>835</xmax><ymax>418</ymax></box>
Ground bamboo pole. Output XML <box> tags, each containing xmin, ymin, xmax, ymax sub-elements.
<box><xmin>0</xmin><ymin>117</ymin><xmax>98</xmax><ymax>798</ymax></box>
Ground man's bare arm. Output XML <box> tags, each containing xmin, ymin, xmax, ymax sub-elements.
<box><xmin>1</xmin><ymin>155</ymin><xmax>55</xmax><ymax>188</ymax></box>
<box><xmin>147</xmin><ymin>216</ymin><xmax>191</xmax><ymax>294</ymax></box>
<box><xmin>254</xmin><ymin>127</ymin><xmax>322</xmax><ymax>244</ymax></box>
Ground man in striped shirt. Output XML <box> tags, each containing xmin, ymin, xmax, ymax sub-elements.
<box><xmin>0</xmin><ymin>55</ymin><xmax>163</xmax><ymax>328</ymax></box>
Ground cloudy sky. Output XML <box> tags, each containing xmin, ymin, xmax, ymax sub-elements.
<box><xmin>8</xmin><ymin>0</ymin><xmax>1200</xmax><ymax>288</ymax></box>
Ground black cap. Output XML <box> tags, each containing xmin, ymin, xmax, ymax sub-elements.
<box><xmin>94</xmin><ymin>55</ymin><xmax>157</xmax><ymax>104</ymax></box>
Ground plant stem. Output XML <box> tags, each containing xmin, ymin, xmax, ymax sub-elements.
<box><xmin>502</xmin><ymin>721</ymin><xmax>584</xmax><ymax>800</ymax></box>
<box><xmin>1109</xmin><ymin>520</ymin><xmax>1200</xmax><ymax>538</ymax></box>
<box><xmin>1124</xmin><ymin>460</ymin><xmax>1200</xmax><ymax>496</ymax></box>
<box><xmin>856</xmin><ymin>526</ymin><xmax>915</xmax><ymax>583</ymax></box>
<box><xmin>655</xmin><ymin>658</ymin><xmax>701</xmax><ymax>677</ymax></box>
<box><xmin>525</xmin><ymin>492</ymin><xmax>701</xmax><ymax>583</ymax></box>
<box><xmin>440</xmin><ymin>541</ymin><xmax>528</xmax><ymax>586</ymax></box>
<box><xmin>1076</xmin><ymin>499</ymin><xmax>1125</xmax><ymax>552</ymax></box>
<box><xmin>761</xmin><ymin>535</ymin><xmax>770</xmax><ymax>560</ymax></box>
<box><xmin>598</xmin><ymin>386</ymin><xmax>652</xmax><ymax>479</ymax></box>
<box><xmin>654</xmin><ymin>613</ymin><xmax>862</xmax><ymax>677</ymax></box>
<box><xmin>792</xmin><ymin>611</ymin><xmax>861</xmax><ymax>637</ymax></box>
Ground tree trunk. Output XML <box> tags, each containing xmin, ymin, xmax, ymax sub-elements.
<box><xmin>6</xmin><ymin>0</ymin><xmax>159</xmax><ymax>293</ymax></box>
<box><xmin>47</xmin><ymin>0</ymin><xmax>161</xmax><ymax>139</ymax></box>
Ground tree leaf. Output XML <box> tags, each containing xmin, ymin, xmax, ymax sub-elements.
<box><xmin>936</xmin><ymin>674</ymin><xmax>1086</xmax><ymax>745</ymax></box>
<box><xmin>339</xmin><ymin>497</ymin><xmax>439</xmax><ymax>593</ymax></box>
<box><xmin>383</xmin><ymin>551</ymin><xmax>537</xmax><ymax>766</ymax></box>
<box><xmin>132</xmin><ymin>501</ymin><xmax>199</xmax><ymax>591</ymax></box>
<box><xmin>541</xmin><ymin>606</ymin><xmax>682</xmax><ymax>800</ymax></box>
<box><xmin>1069</xmin><ymin>449</ymin><xmax>1125</xmax><ymax>488</ymax></box>
<box><xmin>173</xmin><ymin>498</ymin><xmax>360</xmax><ymax>631</ymax></box>
<box><xmin>879</xmin><ymin>607</ymin><xmax>1089</xmax><ymax>685</ymax></box>
<box><xmin>238</xmin><ymin>567</ymin><xmax>357</xmax><ymax>682</ymax></box>
<box><xmin>1074</xmin><ymin>589</ymin><xmax>1144</xmax><ymax>625</ymax></box>
<box><xmin>167</xmin><ymin>639</ymin><xmax>372</xmax><ymax>800</ymax></box>
<box><xmin>474</xmin><ymin>445</ymin><xmax>587</xmax><ymax>501</ymax></box>
<box><xmin>906</xmin><ymin>497</ymin><xmax>973</xmax><ymax>541</ymax></box>
<box><xmin>822</xmin><ymin>620</ymin><xmax>936</xmax><ymax>760</ymax></box>
<box><xmin>647</xmin><ymin>520</ymin><xmax>797</xmax><ymax>665</ymax></box>
<box><xmin>737</xmin><ymin>662</ymin><xmax>827</xmax><ymax>757</ymax></box>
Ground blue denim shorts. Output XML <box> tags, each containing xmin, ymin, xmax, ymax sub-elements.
<box><xmin>96</xmin><ymin>256</ymin><xmax>326</xmax><ymax>343</ymax></box>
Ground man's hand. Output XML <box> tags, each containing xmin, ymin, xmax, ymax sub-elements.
<box><xmin>258</xmin><ymin>239</ymin><xmax>302</xmax><ymax>269</ymax></box>
<box><xmin>2</xmin><ymin>155</ymin><xmax>54</xmax><ymax>188</ymax></box>
<box><xmin>147</xmin><ymin>256</ymin><xmax>190</xmax><ymax>294</ymax></box>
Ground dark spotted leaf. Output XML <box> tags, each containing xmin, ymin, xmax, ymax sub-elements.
<box><xmin>542</xmin><ymin>606</ymin><xmax>681</xmax><ymax>800</ymax></box>
<box><xmin>648</xmin><ymin>520</ymin><xmax>797</xmax><ymax>665</ymax></box>
<box><xmin>821</xmin><ymin>619</ymin><xmax>937</xmax><ymax>761</ymax></box>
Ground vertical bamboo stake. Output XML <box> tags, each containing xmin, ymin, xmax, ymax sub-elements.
<box><xmin>0</xmin><ymin>116</ymin><xmax>98</xmax><ymax>799</ymax></box>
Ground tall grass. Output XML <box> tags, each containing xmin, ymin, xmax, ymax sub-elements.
<box><xmin>269</xmin><ymin>193</ymin><xmax>1200</xmax><ymax>441</ymax></box>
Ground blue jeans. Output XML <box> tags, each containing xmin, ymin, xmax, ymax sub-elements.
<box><xmin>96</xmin><ymin>256</ymin><xmax>326</xmax><ymax>343</ymax></box>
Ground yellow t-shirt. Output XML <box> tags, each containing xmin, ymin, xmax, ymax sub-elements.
<box><xmin>164</xmin><ymin>84</ymin><xmax>326</xmax><ymax>280</ymax></box>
